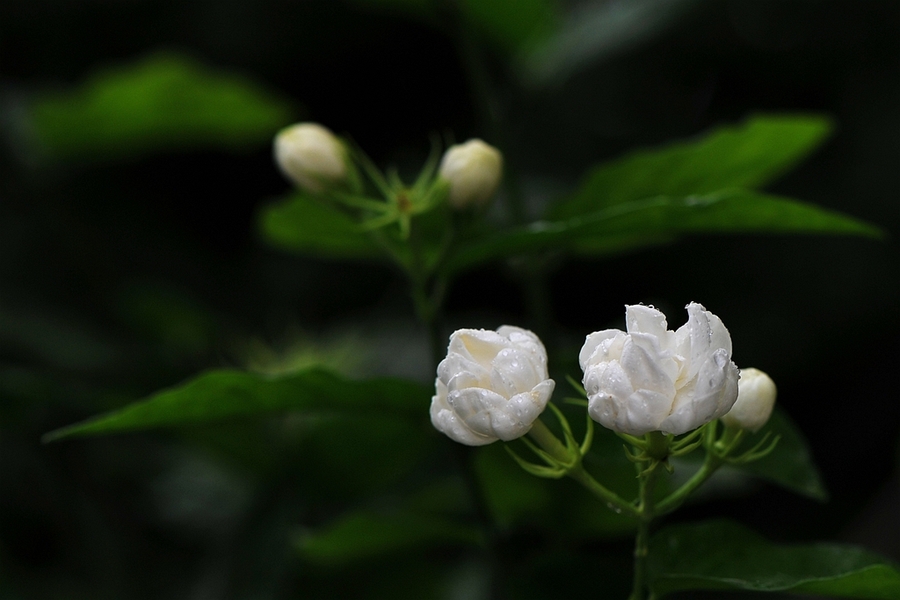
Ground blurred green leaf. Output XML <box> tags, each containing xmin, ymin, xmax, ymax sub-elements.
<box><xmin>241</xmin><ymin>333</ymin><xmax>366</xmax><ymax>377</ymax></box>
<box><xmin>460</xmin><ymin>0</ymin><xmax>560</xmax><ymax>53</ymax></box>
<box><xmin>445</xmin><ymin>189</ymin><xmax>880</xmax><ymax>273</ymax></box>
<box><xmin>296</xmin><ymin>510</ymin><xmax>481</xmax><ymax>565</ymax></box>
<box><xmin>347</xmin><ymin>0</ymin><xmax>558</xmax><ymax>52</ymax></box>
<box><xmin>649</xmin><ymin>519</ymin><xmax>900</xmax><ymax>598</ymax></box>
<box><xmin>43</xmin><ymin>368</ymin><xmax>429</xmax><ymax>441</ymax></box>
<box><xmin>474</xmin><ymin>442</ymin><xmax>552</xmax><ymax>526</ymax></box>
<box><xmin>731</xmin><ymin>407</ymin><xmax>828</xmax><ymax>501</ymax></box>
<box><xmin>293</xmin><ymin>414</ymin><xmax>435</xmax><ymax>501</ymax></box>
<box><xmin>28</xmin><ymin>52</ymin><xmax>296</xmax><ymax>160</ymax></box>
<box><xmin>549</xmin><ymin>115</ymin><xmax>833</xmax><ymax>219</ymax></box>
<box><xmin>259</xmin><ymin>193</ymin><xmax>388</xmax><ymax>261</ymax></box>
<box><xmin>179</xmin><ymin>411</ymin><xmax>436</xmax><ymax>501</ymax></box>
<box><xmin>517</xmin><ymin>0</ymin><xmax>700</xmax><ymax>87</ymax></box>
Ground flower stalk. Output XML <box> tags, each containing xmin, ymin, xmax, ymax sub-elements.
<box><xmin>630</xmin><ymin>456</ymin><xmax>664</xmax><ymax>600</ymax></box>
<box><xmin>512</xmin><ymin>411</ymin><xmax>638</xmax><ymax>518</ymax></box>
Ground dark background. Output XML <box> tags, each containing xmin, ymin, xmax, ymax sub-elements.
<box><xmin>1</xmin><ymin>1</ymin><xmax>898</xmax><ymax>598</ymax></box>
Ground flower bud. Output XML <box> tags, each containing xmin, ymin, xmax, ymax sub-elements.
<box><xmin>430</xmin><ymin>326</ymin><xmax>555</xmax><ymax>446</ymax></box>
<box><xmin>438</xmin><ymin>139</ymin><xmax>503</xmax><ymax>209</ymax></box>
<box><xmin>274</xmin><ymin>122</ymin><xmax>348</xmax><ymax>193</ymax></box>
<box><xmin>721</xmin><ymin>368</ymin><xmax>776</xmax><ymax>433</ymax></box>
<box><xmin>580</xmin><ymin>303</ymin><xmax>740</xmax><ymax>436</ymax></box>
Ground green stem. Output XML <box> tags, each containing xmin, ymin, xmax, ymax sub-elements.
<box><xmin>406</xmin><ymin>219</ymin><xmax>444</xmax><ymax>371</ymax></box>
<box><xmin>527</xmin><ymin>420</ymin><xmax>639</xmax><ymax>518</ymax></box>
<box><xmin>629</xmin><ymin>460</ymin><xmax>663</xmax><ymax>600</ymax></box>
<box><xmin>654</xmin><ymin>453</ymin><xmax>722</xmax><ymax>516</ymax></box>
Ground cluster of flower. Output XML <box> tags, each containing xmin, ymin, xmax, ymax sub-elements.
<box><xmin>430</xmin><ymin>303</ymin><xmax>777</xmax><ymax>446</ymax></box>
<box><xmin>274</xmin><ymin>122</ymin><xmax>503</xmax><ymax>209</ymax></box>
<box><xmin>271</xmin><ymin>123</ymin><xmax>776</xmax><ymax>448</ymax></box>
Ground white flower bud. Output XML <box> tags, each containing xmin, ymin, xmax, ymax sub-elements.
<box><xmin>721</xmin><ymin>368</ymin><xmax>776</xmax><ymax>433</ymax></box>
<box><xmin>430</xmin><ymin>326</ymin><xmax>555</xmax><ymax>446</ymax></box>
<box><xmin>438</xmin><ymin>139</ymin><xmax>503</xmax><ymax>209</ymax></box>
<box><xmin>580</xmin><ymin>303</ymin><xmax>740</xmax><ymax>436</ymax></box>
<box><xmin>274</xmin><ymin>122</ymin><xmax>348</xmax><ymax>193</ymax></box>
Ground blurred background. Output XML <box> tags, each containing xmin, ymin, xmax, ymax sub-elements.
<box><xmin>1</xmin><ymin>0</ymin><xmax>898</xmax><ymax>598</ymax></box>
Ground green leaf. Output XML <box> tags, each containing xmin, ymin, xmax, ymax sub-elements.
<box><xmin>517</xmin><ymin>0</ymin><xmax>699</xmax><ymax>87</ymax></box>
<box><xmin>295</xmin><ymin>413</ymin><xmax>436</xmax><ymax>501</ymax></box>
<box><xmin>27</xmin><ymin>52</ymin><xmax>297</xmax><ymax>161</ymax></box>
<box><xmin>259</xmin><ymin>193</ymin><xmax>387</xmax><ymax>260</ymax></box>
<box><xmin>344</xmin><ymin>0</ymin><xmax>558</xmax><ymax>53</ymax></box>
<box><xmin>460</xmin><ymin>0</ymin><xmax>560</xmax><ymax>53</ymax></box>
<box><xmin>474</xmin><ymin>442</ymin><xmax>552</xmax><ymax>526</ymax></box>
<box><xmin>549</xmin><ymin>114</ymin><xmax>834</xmax><ymax>219</ymax></box>
<box><xmin>730</xmin><ymin>407</ymin><xmax>828</xmax><ymax>501</ymax></box>
<box><xmin>444</xmin><ymin>189</ymin><xmax>881</xmax><ymax>273</ymax></box>
<box><xmin>43</xmin><ymin>368</ymin><xmax>429</xmax><ymax>441</ymax></box>
<box><xmin>649</xmin><ymin>519</ymin><xmax>900</xmax><ymax>598</ymax></box>
<box><xmin>296</xmin><ymin>511</ymin><xmax>482</xmax><ymax>565</ymax></box>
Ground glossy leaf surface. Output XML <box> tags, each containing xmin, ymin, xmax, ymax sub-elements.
<box><xmin>650</xmin><ymin>519</ymin><xmax>900</xmax><ymax>598</ymax></box>
<box><xmin>445</xmin><ymin>189</ymin><xmax>880</xmax><ymax>274</ymax></box>
<box><xmin>44</xmin><ymin>368</ymin><xmax>428</xmax><ymax>441</ymax></box>
<box><xmin>550</xmin><ymin>115</ymin><xmax>833</xmax><ymax>219</ymax></box>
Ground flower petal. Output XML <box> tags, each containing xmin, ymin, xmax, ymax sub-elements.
<box><xmin>660</xmin><ymin>348</ymin><xmax>739</xmax><ymax>435</ymax></box>
<box><xmin>620</xmin><ymin>334</ymin><xmax>677</xmax><ymax>399</ymax></box>
<box><xmin>625</xmin><ymin>304</ymin><xmax>669</xmax><ymax>339</ymax></box>
<box><xmin>579</xmin><ymin>329</ymin><xmax>624</xmax><ymax>370</ymax></box>
<box><xmin>429</xmin><ymin>380</ymin><xmax>495</xmax><ymax>446</ymax></box>
<box><xmin>490</xmin><ymin>346</ymin><xmax>543</xmax><ymax>398</ymax></box>
<box><xmin>448</xmin><ymin>387</ymin><xmax>515</xmax><ymax>438</ymax></box>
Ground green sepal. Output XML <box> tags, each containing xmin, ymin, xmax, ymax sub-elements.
<box><xmin>727</xmin><ymin>432</ymin><xmax>781</xmax><ymax>465</ymax></box>
<box><xmin>504</xmin><ymin>445</ymin><xmax>566</xmax><ymax>479</ymax></box>
<box><xmin>563</xmin><ymin>397</ymin><xmax>589</xmax><ymax>407</ymax></box>
<box><xmin>580</xmin><ymin>412</ymin><xmax>594</xmax><ymax>456</ymax></box>
<box><xmin>520</xmin><ymin>436</ymin><xmax>565</xmax><ymax>470</ymax></box>
<box><xmin>565</xmin><ymin>373</ymin><xmax>587</xmax><ymax>397</ymax></box>
<box><xmin>669</xmin><ymin>426</ymin><xmax>707</xmax><ymax>458</ymax></box>
<box><xmin>617</xmin><ymin>431</ymin><xmax>649</xmax><ymax>451</ymax></box>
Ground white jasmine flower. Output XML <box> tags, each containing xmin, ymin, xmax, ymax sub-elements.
<box><xmin>721</xmin><ymin>368</ymin><xmax>777</xmax><ymax>433</ymax></box>
<box><xmin>430</xmin><ymin>326</ymin><xmax>555</xmax><ymax>446</ymax></box>
<box><xmin>580</xmin><ymin>303</ymin><xmax>739</xmax><ymax>436</ymax></box>
<box><xmin>438</xmin><ymin>139</ymin><xmax>503</xmax><ymax>209</ymax></box>
<box><xmin>274</xmin><ymin>122</ymin><xmax>348</xmax><ymax>193</ymax></box>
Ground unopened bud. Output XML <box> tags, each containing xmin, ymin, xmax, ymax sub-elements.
<box><xmin>438</xmin><ymin>139</ymin><xmax>503</xmax><ymax>209</ymax></box>
<box><xmin>721</xmin><ymin>368</ymin><xmax>777</xmax><ymax>433</ymax></box>
<box><xmin>274</xmin><ymin>123</ymin><xmax>348</xmax><ymax>193</ymax></box>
